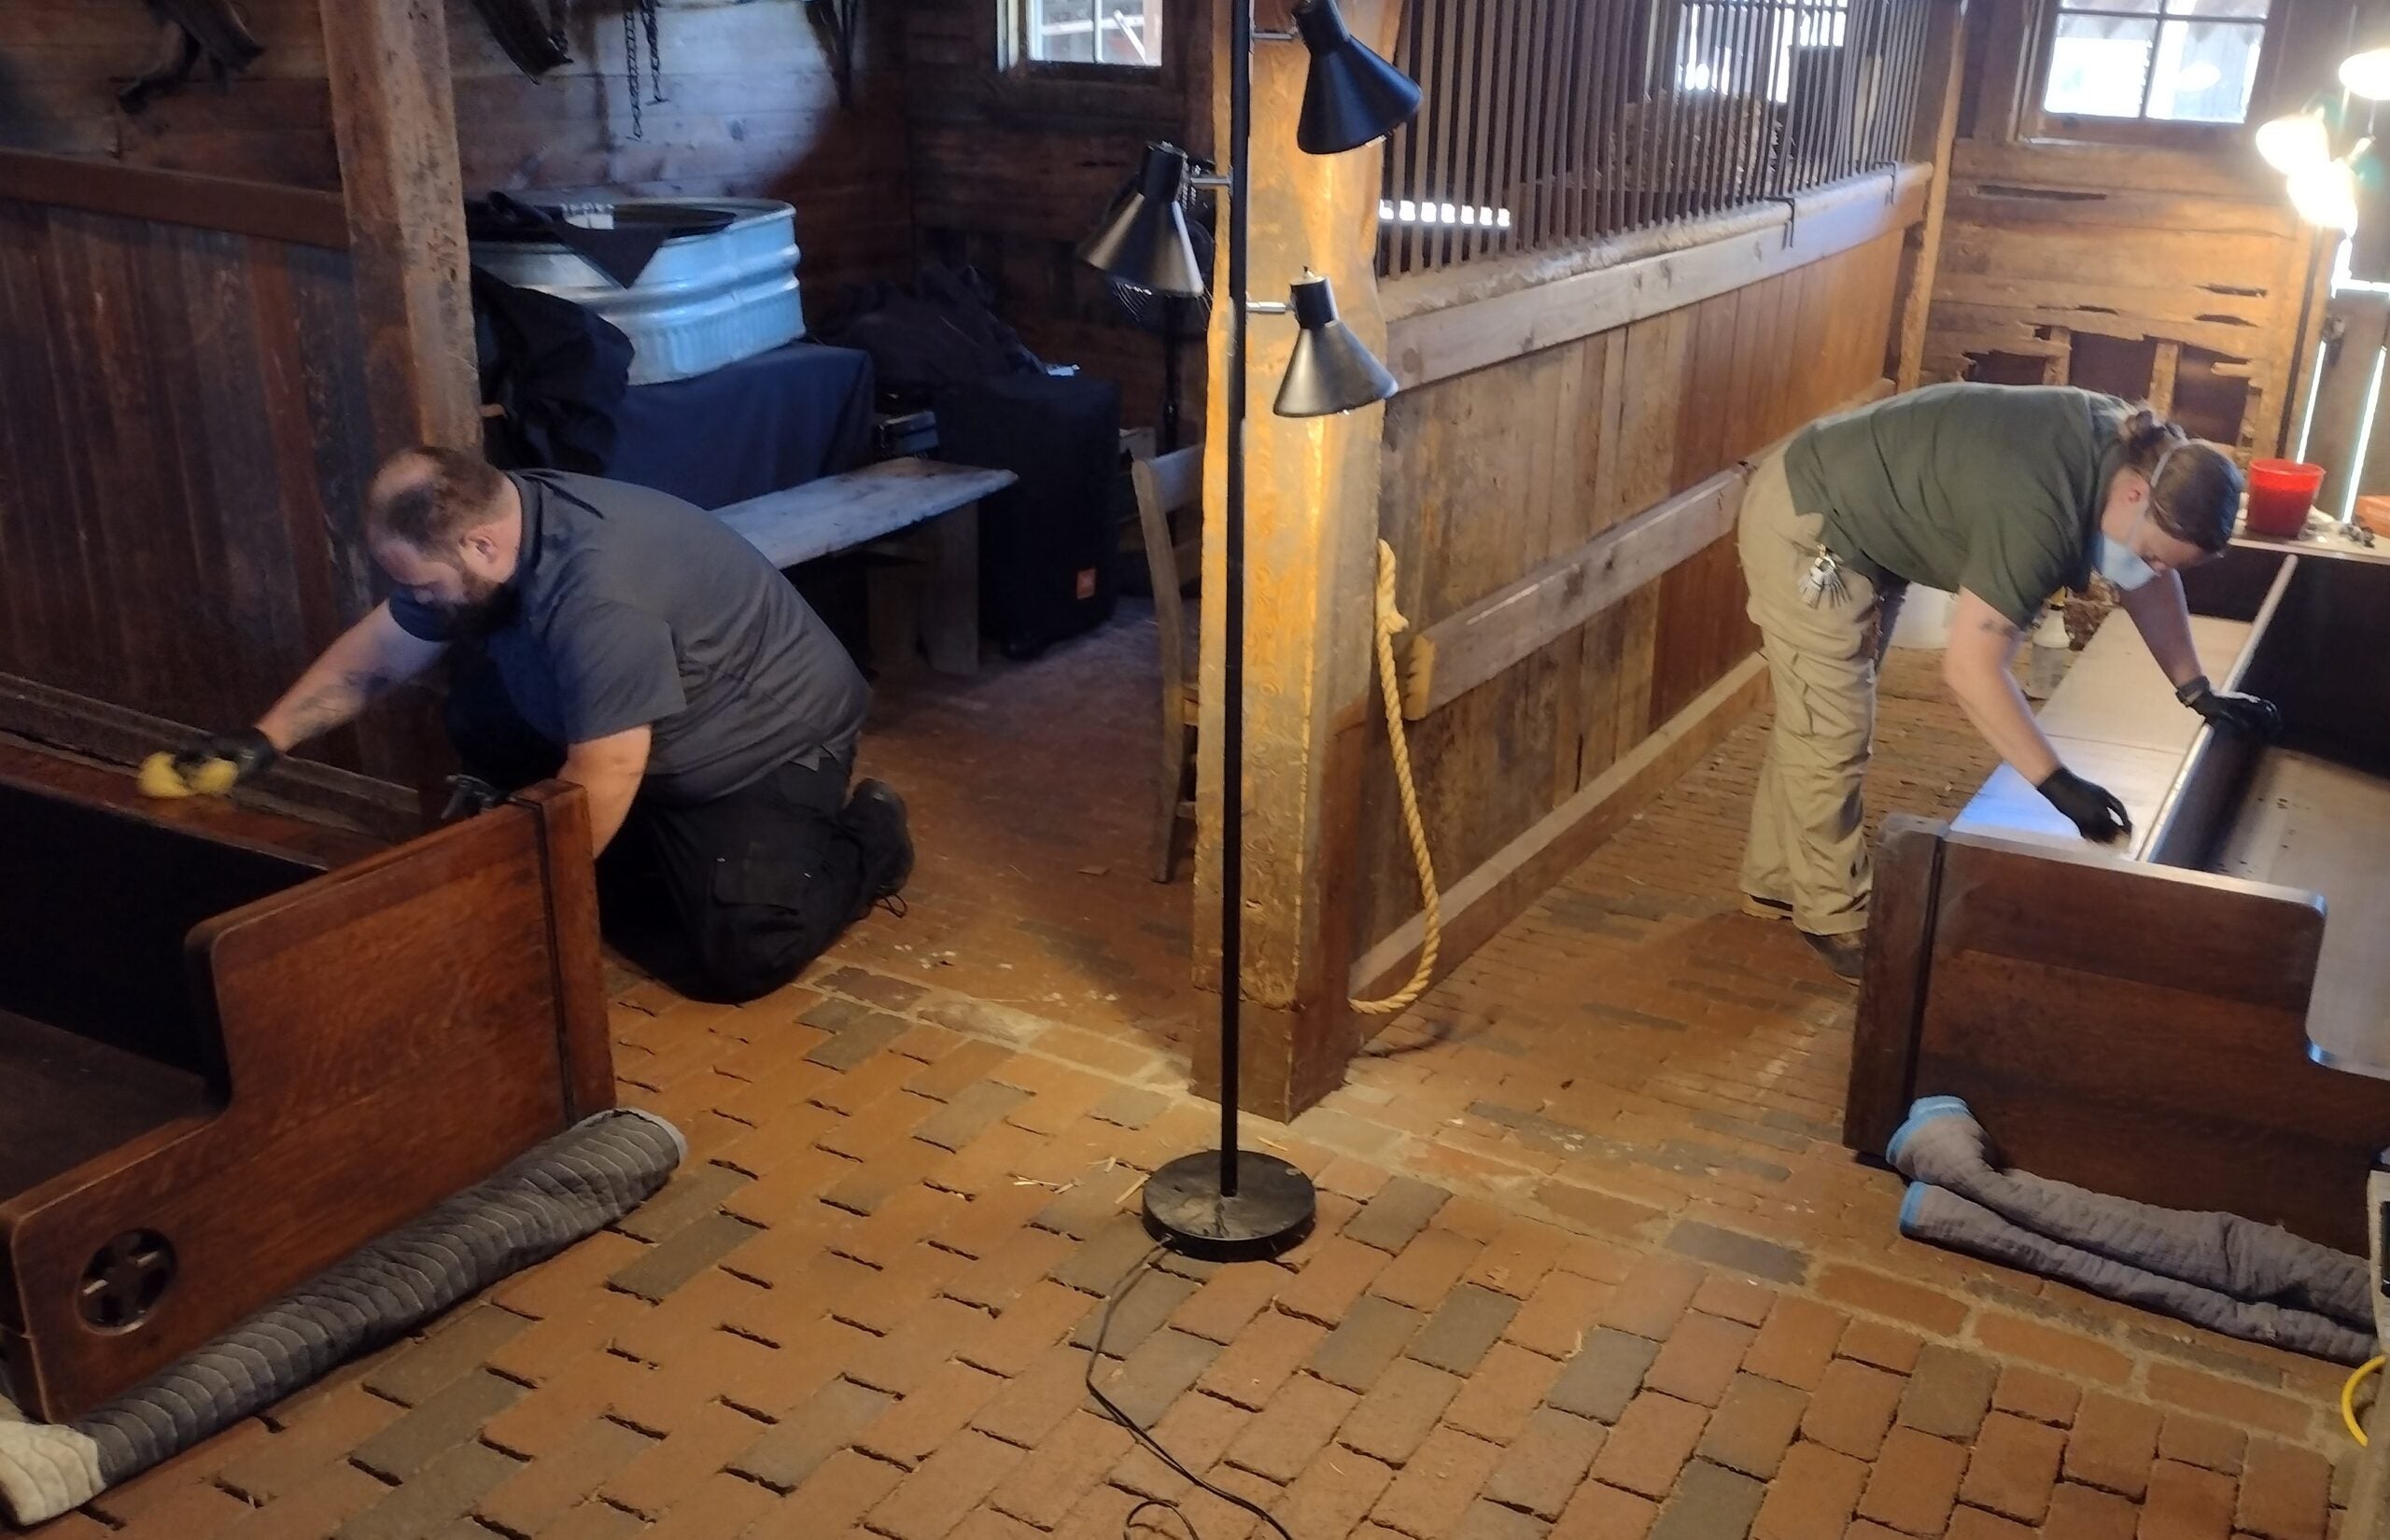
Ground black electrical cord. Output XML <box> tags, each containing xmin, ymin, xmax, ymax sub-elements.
<box><xmin>1087</xmin><ymin>1246</ymin><xmax>1299</xmax><ymax>1540</ymax></box>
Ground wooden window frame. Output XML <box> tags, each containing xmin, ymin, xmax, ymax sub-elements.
<box><xmin>2018</xmin><ymin>0</ymin><xmax>2288</xmax><ymax>148</ymax></box>
<box><xmin>1002</xmin><ymin>0</ymin><xmax>1177</xmax><ymax>85</ymax></box>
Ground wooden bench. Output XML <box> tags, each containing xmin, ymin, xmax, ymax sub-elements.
<box><xmin>0</xmin><ymin>739</ymin><xmax>612</xmax><ymax>1421</ymax></box>
<box><xmin>1848</xmin><ymin>542</ymin><xmax>2390</xmax><ymax>1255</ymax></box>
<box><xmin>711</xmin><ymin>456</ymin><xmax>1018</xmax><ymax>678</ymax></box>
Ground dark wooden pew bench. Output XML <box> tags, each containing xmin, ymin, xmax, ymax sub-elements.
<box><xmin>1848</xmin><ymin>543</ymin><xmax>2390</xmax><ymax>1255</ymax></box>
<box><xmin>0</xmin><ymin>739</ymin><xmax>612</xmax><ymax>1422</ymax></box>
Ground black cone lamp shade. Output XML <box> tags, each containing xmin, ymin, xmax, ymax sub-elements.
<box><xmin>1078</xmin><ymin>143</ymin><xmax>1208</xmax><ymax>299</ymax></box>
<box><xmin>1292</xmin><ymin>0</ymin><xmax>1424</xmax><ymax>155</ymax></box>
<box><xmin>1274</xmin><ymin>274</ymin><xmax>1398</xmax><ymax>417</ymax></box>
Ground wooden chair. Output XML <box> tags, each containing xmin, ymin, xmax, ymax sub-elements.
<box><xmin>1132</xmin><ymin>447</ymin><xmax>1202</xmax><ymax>882</ymax></box>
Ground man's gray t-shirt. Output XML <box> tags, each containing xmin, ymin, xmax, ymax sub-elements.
<box><xmin>391</xmin><ymin>470</ymin><xmax>869</xmax><ymax>805</ymax></box>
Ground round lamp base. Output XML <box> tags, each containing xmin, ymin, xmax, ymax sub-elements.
<box><xmin>1142</xmin><ymin>1151</ymin><xmax>1317</xmax><ymax>1262</ymax></box>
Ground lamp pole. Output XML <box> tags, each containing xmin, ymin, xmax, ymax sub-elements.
<box><xmin>1078</xmin><ymin>0</ymin><xmax>1416</xmax><ymax>1261</ymax></box>
<box><xmin>1216</xmin><ymin>0</ymin><xmax>1255</xmax><ymax>1203</ymax></box>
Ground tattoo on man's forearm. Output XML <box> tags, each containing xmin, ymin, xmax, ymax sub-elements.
<box><xmin>281</xmin><ymin>669</ymin><xmax>394</xmax><ymax>740</ymax></box>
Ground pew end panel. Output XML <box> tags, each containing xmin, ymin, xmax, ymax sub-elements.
<box><xmin>0</xmin><ymin>772</ymin><xmax>610</xmax><ymax>1423</ymax></box>
<box><xmin>1850</xmin><ymin>545</ymin><xmax>2390</xmax><ymax>1257</ymax></box>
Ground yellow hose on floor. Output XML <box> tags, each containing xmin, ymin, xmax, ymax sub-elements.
<box><xmin>2345</xmin><ymin>1355</ymin><xmax>2382</xmax><ymax>1447</ymax></box>
<box><xmin>1350</xmin><ymin>539</ymin><xmax>1442</xmax><ymax>1016</ymax></box>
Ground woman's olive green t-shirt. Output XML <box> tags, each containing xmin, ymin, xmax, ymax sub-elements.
<box><xmin>1782</xmin><ymin>381</ymin><xmax>2127</xmax><ymax>628</ymax></box>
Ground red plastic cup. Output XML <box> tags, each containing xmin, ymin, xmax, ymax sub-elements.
<box><xmin>2244</xmin><ymin>459</ymin><xmax>2324</xmax><ymax>538</ymax></box>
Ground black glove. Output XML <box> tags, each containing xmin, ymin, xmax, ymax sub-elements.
<box><xmin>172</xmin><ymin>726</ymin><xmax>279</xmax><ymax>787</ymax></box>
<box><xmin>2176</xmin><ymin>676</ymin><xmax>2283</xmax><ymax>741</ymax></box>
<box><xmin>2036</xmin><ymin>766</ymin><xmax>2131</xmax><ymax>844</ymax></box>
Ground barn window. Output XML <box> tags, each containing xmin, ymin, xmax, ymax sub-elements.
<box><xmin>2036</xmin><ymin>0</ymin><xmax>2273</xmax><ymax>128</ymax></box>
<box><xmin>1018</xmin><ymin>0</ymin><xmax>1163</xmax><ymax>67</ymax></box>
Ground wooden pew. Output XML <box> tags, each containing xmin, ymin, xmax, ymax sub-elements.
<box><xmin>1848</xmin><ymin>544</ymin><xmax>2390</xmax><ymax>1256</ymax></box>
<box><xmin>0</xmin><ymin>739</ymin><xmax>611</xmax><ymax>1422</ymax></box>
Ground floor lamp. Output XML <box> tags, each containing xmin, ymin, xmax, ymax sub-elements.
<box><xmin>1078</xmin><ymin>0</ymin><xmax>1421</xmax><ymax>1262</ymax></box>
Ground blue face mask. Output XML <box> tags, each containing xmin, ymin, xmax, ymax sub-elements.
<box><xmin>2097</xmin><ymin>443</ymin><xmax>2175</xmax><ymax>592</ymax></box>
<box><xmin>2094</xmin><ymin>520</ymin><xmax>2160</xmax><ymax>592</ymax></box>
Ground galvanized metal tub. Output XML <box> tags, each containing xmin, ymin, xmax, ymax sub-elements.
<box><xmin>470</xmin><ymin>198</ymin><xmax>804</xmax><ymax>385</ymax></box>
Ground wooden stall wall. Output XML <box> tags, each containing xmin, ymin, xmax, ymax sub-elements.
<box><xmin>0</xmin><ymin>182</ymin><xmax>438</xmax><ymax>791</ymax></box>
<box><xmin>1920</xmin><ymin>145</ymin><xmax>2315</xmax><ymax>454</ymax></box>
<box><xmin>902</xmin><ymin>0</ymin><xmax>1211</xmax><ymax>437</ymax></box>
<box><xmin>2</xmin><ymin>2</ymin><xmax>911</xmax><ymax>311</ymax></box>
<box><xmin>1353</xmin><ymin>231</ymin><xmax>1908</xmax><ymax>963</ymax></box>
<box><xmin>0</xmin><ymin>0</ymin><xmax>339</xmax><ymax>188</ymax></box>
<box><xmin>1918</xmin><ymin>0</ymin><xmax>2345</xmax><ymax>455</ymax></box>
<box><xmin>450</xmin><ymin>0</ymin><xmax>911</xmax><ymax>301</ymax></box>
<box><xmin>0</xmin><ymin>3</ymin><xmax>472</xmax><ymax>801</ymax></box>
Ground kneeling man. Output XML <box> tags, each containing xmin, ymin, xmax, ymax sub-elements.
<box><xmin>172</xmin><ymin>447</ymin><xmax>912</xmax><ymax>1002</ymax></box>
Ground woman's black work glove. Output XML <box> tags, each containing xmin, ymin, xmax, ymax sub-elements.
<box><xmin>173</xmin><ymin>727</ymin><xmax>280</xmax><ymax>787</ymax></box>
<box><xmin>2175</xmin><ymin>676</ymin><xmax>2283</xmax><ymax>741</ymax></box>
<box><xmin>2036</xmin><ymin>766</ymin><xmax>2131</xmax><ymax>844</ymax></box>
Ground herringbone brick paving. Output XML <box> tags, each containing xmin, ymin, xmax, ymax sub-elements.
<box><xmin>32</xmin><ymin>624</ymin><xmax>2366</xmax><ymax>1539</ymax></box>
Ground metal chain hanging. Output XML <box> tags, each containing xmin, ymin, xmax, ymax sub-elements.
<box><xmin>623</xmin><ymin>2</ymin><xmax>641</xmax><ymax>139</ymax></box>
<box><xmin>623</xmin><ymin>0</ymin><xmax>665</xmax><ymax>139</ymax></box>
<box><xmin>643</xmin><ymin>0</ymin><xmax>664</xmax><ymax>104</ymax></box>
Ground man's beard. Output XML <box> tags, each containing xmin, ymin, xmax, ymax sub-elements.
<box><xmin>432</xmin><ymin>573</ymin><xmax>517</xmax><ymax>640</ymax></box>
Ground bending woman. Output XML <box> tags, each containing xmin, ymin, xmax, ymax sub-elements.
<box><xmin>1736</xmin><ymin>382</ymin><xmax>2280</xmax><ymax>981</ymax></box>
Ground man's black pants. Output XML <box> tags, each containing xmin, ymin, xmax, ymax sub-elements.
<box><xmin>446</xmin><ymin>665</ymin><xmax>880</xmax><ymax>1004</ymax></box>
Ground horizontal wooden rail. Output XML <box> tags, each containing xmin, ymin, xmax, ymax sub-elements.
<box><xmin>1352</xmin><ymin>654</ymin><xmax>1771</xmax><ymax>1004</ymax></box>
<box><xmin>0</xmin><ymin>671</ymin><xmax>413</xmax><ymax>847</ymax></box>
<box><xmin>1384</xmin><ymin>165</ymin><xmax>1929</xmax><ymax>391</ymax></box>
<box><xmin>0</xmin><ymin>149</ymin><xmax>349</xmax><ymax>250</ymax></box>
<box><xmin>1400</xmin><ymin>376</ymin><xmax>1895</xmax><ymax>720</ymax></box>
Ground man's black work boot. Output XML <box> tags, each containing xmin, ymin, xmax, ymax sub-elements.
<box><xmin>1801</xmin><ymin>929</ymin><xmax>1865</xmax><ymax>984</ymax></box>
<box><xmin>844</xmin><ymin>779</ymin><xmax>915</xmax><ymax>918</ymax></box>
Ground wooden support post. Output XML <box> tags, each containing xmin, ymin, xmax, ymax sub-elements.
<box><xmin>1189</xmin><ymin>0</ymin><xmax>1399</xmax><ymax>1120</ymax></box>
<box><xmin>321</xmin><ymin>0</ymin><xmax>481</xmax><ymax>455</ymax></box>
<box><xmin>2148</xmin><ymin>340</ymin><xmax>2181</xmax><ymax>417</ymax></box>
<box><xmin>1890</xmin><ymin>0</ymin><xmax>1965</xmax><ymax>393</ymax></box>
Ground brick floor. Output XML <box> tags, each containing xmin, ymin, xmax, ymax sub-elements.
<box><xmin>29</xmin><ymin>639</ymin><xmax>2362</xmax><ymax>1538</ymax></box>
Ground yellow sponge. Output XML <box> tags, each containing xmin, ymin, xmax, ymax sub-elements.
<box><xmin>138</xmin><ymin>751</ymin><xmax>239</xmax><ymax>798</ymax></box>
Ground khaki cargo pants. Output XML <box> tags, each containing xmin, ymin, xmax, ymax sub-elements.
<box><xmin>1736</xmin><ymin>450</ymin><xmax>1904</xmax><ymax>937</ymax></box>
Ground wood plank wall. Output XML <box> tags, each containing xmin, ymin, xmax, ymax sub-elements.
<box><xmin>0</xmin><ymin>201</ymin><xmax>433</xmax><ymax>783</ymax></box>
<box><xmin>901</xmin><ymin>0</ymin><xmax>1212</xmax><ymax>437</ymax></box>
<box><xmin>1</xmin><ymin>1</ymin><xmax>914</xmax><ymax>304</ymax></box>
<box><xmin>1920</xmin><ymin>140</ymin><xmax>2314</xmax><ymax>454</ymax></box>
<box><xmin>1355</xmin><ymin>231</ymin><xmax>1907</xmax><ymax>951</ymax></box>
<box><xmin>5</xmin><ymin>0</ymin><xmax>1210</xmax><ymax>428</ymax></box>
<box><xmin>0</xmin><ymin>0</ymin><xmax>339</xmax><ymax>188</ymax></box>
<box><xmin>1918</xmin><ymin>0</ymin><xmax>2341</xmax><ymax>455</ymax></box>
<box><xmin>450</xmin><ymin>0</ymin><xmax>912</xmax><ymax>302</ymax></box>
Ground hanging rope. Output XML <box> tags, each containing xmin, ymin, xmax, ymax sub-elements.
<box><xmin>1350</xmin><ymin>539</ymin><xmax>1442</xmax><ymax>1016</ymax></box>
